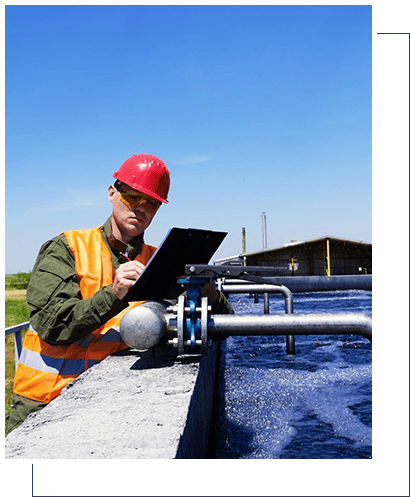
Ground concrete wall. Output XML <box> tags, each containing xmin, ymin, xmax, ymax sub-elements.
<box><xmin>5</xmin><ymin>341</ymin><xmax>220</xmax><ymax>459</ymax></box>
<box><xmin>175</xmin><ymin>339</ymin><xmax>219</xmax><ymax>458</ymax></box>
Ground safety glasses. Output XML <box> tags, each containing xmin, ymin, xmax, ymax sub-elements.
<box><xmin>115</xmin><ymin>183</ymin><xmax>161</xmax><ymax>213</ymax></box>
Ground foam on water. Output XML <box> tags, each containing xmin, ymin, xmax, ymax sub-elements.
<box><xmin>212</xmin><ymin>290</ymin><xmax>372</xmax><ymax>459</ymax></box>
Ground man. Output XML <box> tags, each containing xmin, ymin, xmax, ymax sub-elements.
<box><xmin>8</xmin><ymin>153</ymin><xmax>233</xmax><ymax>434</ymax></box>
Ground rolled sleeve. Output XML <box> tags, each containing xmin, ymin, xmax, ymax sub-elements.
<box><xmin>27</xmin><ymin>235</ymin><xmax>127</xmax><ymax>345</ymax></box>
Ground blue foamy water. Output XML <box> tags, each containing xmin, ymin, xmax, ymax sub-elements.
<box><xmin>212</xmin><ymin>290</ymin><xmax>372</xmax><ymax>459</ymax></box>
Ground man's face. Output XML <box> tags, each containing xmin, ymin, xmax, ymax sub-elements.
<box><xmin>108</xmin><ymin>183</ymin><xmax>160</xmax><ymax>243</ymax></box>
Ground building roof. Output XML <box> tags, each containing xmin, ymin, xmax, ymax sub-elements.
<box><xmin>214</xmin><ymin>236</ymin><xmax>372</xmax><ymax>265</ymax></box>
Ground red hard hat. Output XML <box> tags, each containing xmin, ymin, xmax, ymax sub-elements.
<box><xmin>113</xmin><ymin>154</ymin><xmax>170</xmax><ymax>203</ymax></box>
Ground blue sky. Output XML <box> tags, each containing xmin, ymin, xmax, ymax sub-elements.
<box><xmin>5</xmin><ymin>4</ymin><xmax>373</xmax><ymax>274</ymax></box>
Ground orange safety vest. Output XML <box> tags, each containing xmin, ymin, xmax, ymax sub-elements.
<box><xmin>13</xmin><ymin>227</ymin><xmax>157</xmax><ymax>403</ymax></box>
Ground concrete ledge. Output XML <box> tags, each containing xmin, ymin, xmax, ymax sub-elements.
<box><xmin>176</xmin><ymin>339</ymin><xmax>219</xmax><ymax>458</ymax></box>
<box><xmin>5</xmin><ymin>342</ymin><xmax>220</xmax><ymax>459</ymax></box>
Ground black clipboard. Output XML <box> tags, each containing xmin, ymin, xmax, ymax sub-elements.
<box><xmin>124</xmin><ymin>227</ymin><xmax>227</xmax><ymax>302</ymax></box>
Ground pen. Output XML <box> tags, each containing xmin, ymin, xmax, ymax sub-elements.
<box><xmin>119</xmin><ymin>252</ymin><xmax>132</xmax><ymax>262</ymax></box>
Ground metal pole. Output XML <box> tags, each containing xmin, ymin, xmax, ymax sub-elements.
<box><xmin>208</xmin><ymin>313</ymin><xmax>372</xmax><ymax>343</ymax></box>
<box><xmin>242</xmin><ymin>227</ymin><xmax>247</xmax><ymax>267</ymax></box>
<box><xmin>263</xmin><ymin>293</ymin><xmax>270</xmax><ymax>314</ymax></box>
<box><xmin>326</xmin><ymin>238</ymin><xmax>331</xmax><ymax>276</ymax></box>
<box><xmin>5</xmin><ymin>321</ymin><xmax>30</xmax><ymax>368</ymax></box>
<box><xmin>262</xmin><ymin>212</ymin><xmax>267</xmax><ymax>249</ymax></box>
<box><xmin>261</xmin><ymin>212</ymin><xmax>269</xmax><ymax>315</ymax></box>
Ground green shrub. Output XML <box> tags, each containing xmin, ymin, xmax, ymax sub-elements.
<box><xmin>6</xmin><ymin>272</ymin><xmax>32</xmax><ymax>290</ymax></box>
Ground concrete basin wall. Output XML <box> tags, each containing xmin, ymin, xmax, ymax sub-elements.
<box><xmin>5</xmin><ymin>342</ymin><xmax>220</xmax><ymax>459</ymax></box>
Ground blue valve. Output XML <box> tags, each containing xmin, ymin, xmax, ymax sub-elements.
<box><xmin>177</xmin><ymin>276</ymin><xmax>209</xmax><ymax>349</ymax></box>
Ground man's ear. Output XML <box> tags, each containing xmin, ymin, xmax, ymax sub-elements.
<box><xmin>108</xmin><ymin>184</ymin><xmax>116</xmax><ymax>204</ymax></box>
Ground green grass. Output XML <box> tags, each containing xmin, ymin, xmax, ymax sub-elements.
<box><xmin>5</xmin><ymin>293</ymin><xmax>30</xmax><ymax>435</ymax></box>
<box><xmin>5</xmin><ymin>274</ymin><xmax>15</xmax><ymax>290</ymax></box>
<box><xmin>5</xmin><ymin>299</ymin><xmax>30</xmax><ymax>327</ymax></box>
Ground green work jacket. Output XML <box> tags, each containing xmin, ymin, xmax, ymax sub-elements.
<box><xmin>26</xmin><ymin>217</ymin><xmax>233</xmax><ymax>346</ymax></box>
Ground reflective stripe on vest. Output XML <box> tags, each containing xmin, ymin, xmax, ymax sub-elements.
<box><xmin>13</xmin><ymin>226</ymin><xmax>157</xmax><ymax>403</ymax></box>
<box><xmin>18</xmin><ymin>325</ymin><xmax>123</xmax><ymax>376</ymax></box>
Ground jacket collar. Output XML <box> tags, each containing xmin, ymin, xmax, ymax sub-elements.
<box><xmin>101</xmin><ymin>217</ymin><xmax>144</xmax><ymax>259</ymax></box>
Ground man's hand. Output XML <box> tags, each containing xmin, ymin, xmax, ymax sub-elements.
<box><xmin>112</xmin><ymin>261</ymin><xmax>146</xmax><ymax>300</ymax></box>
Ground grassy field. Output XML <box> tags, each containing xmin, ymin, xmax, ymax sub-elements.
<box><xmin>5</xmin><ymin>274</ymin><xmax>14</xmax><ymax>290</ymax></box>
<box><xmin>5</xmin><ymin>289</ymin><xmax>30</xmax><ymax>435</ymax></box>
<box><xmin>5</xmin><ymin>289</ymin><xmax>27</xmax><ymax>301</ymax></box>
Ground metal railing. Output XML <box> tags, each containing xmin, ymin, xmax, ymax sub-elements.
<box><xmin>220</xmin><ymin>282</ymin><xmax>296</xmax><ymax>354</ymax></box>
<box><xmin>5</xmin><ymin>321</ymin><xmax>30</xmax><ymax>369</ymax></box>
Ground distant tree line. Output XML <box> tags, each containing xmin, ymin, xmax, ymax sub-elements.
<box><xmin>6</xmin><ymin>272</ymin><xmax>32</xmax><ymax>290</ymax></box>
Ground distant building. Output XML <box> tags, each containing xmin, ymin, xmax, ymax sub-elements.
<box><xmin>214</xmin><ymin>236</ymin><xmax>372</xmax><ymax>276</ymax></box>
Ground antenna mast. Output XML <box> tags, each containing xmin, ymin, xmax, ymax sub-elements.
<box><xmin>262</xmin><ymin>212</ymin><xmax>267</xmax><ymax>249</ymax></box>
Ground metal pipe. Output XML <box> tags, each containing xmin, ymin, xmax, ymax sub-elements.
<box><xmin>221</xmin><ymin>275</ymin><xmax>372</xmax><ymax>292</ymax></box>
<box><xmin>221</xmin><ymin>279</ymin><xmax>259</xmax><ymax>285</ymax></box>
<box><xmin>120</xmin><ymin>301</ymin><xmax>168</xmax><ymax>350</ymax></box>
<box><xmin>286</xmin><ymin>332</ymin><xmax>295</xmax><ymax>354</ymax></box>
<box><xmin>222</xmin><ymin>282</ymin><xmax>295</xmax><ymax>353</ymax></box>
<box><xmin>5</xmin><ymin>321</ymin><xmax>30</xmax><ymax>336</ymax></box>
<box><xmin>264</xmin><ymin>293</ymin><xmax>270</xmax><ymax>314</ymax></box>
<box><xmin>119</xmin><ymin>303</ymin><xmax>372</xmax><ymax>354</ymax></box>
<box><xmin>221</xmin><ymin>284</ymin><xmax>293</xmax><ymax>314</ymax></box>
<box><xmin>208</xmin><ymin>313</ymin><xmax>372</xmax><ymax>342</ymax></box>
